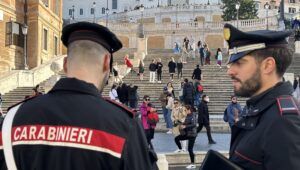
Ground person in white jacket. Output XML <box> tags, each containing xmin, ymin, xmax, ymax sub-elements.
<box><xmin>109</xmin><ymin>84</ymin><xmax>119</xmax><ymax>102</ymax></box>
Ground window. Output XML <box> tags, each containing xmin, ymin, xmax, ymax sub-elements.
<box><xmin>112</xmin><ymin>0</ymin><xmax>117</xmax><ymax>9</ymax></box>
<box><xmin>80</xmin><ymin>8</ymin><xmax>83</xmax><ymax>15</ymax></box>
<box><xmin>91</xmin><ymin>8</ymin><xmax>95</xmax><ymax>14</ymax></box>
<box><xmin>168</xmin><ymin>0</ymin><xmax>172</xmax><ymax>6</ymax></box>
<box><xmin>43</xmin><ymin>28</ymin><xmax>48</xmax><ymax>51</ymax></box>
<box><xmin>5</xmin><ymin>22</ymin><xmax>24</xmax><ymax>47</ymax></box>
<box><xmin>102</xmin><ymin>7</ymin><xmax>105</xmax><ymax>14</ymax></box>
<box><xmin>69</xmin><ymin>9</ymin><xmax>72</xmax><ymax>16</ymax></box>
<box><xmin>289</xmin><ymin>7</ymin><xmax>296</xmax><ymax>13</ymax></box>
<box><xmin>289</xmin><ymin>0</ymin><xmax>295</xmax><ymax>3</ymax></box>
<box><xmin>54</xmin><ymin>36</ymin><xmax>58</xmax><ymax>55</ymax></box>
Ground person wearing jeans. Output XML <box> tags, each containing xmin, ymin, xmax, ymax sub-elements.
<box><xmin>149</xmin><ymin>59</ymin><xmax>157</xmax><ymax>83</ymax></box>
<box><xmin>174</xmin><ymin>105</ymin><xmax>197</xmax><ymax>169</ymax></box>
<box><xmin>165</xmin><ymin>93</ymin><xmax>174</xmax><ymax>134</ymax></box>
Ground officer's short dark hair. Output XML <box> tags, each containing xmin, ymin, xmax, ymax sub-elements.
<box><xmin>249</xmin><ymin>46</ymin><xmax>294</xmax><ymax>77</ymax></box>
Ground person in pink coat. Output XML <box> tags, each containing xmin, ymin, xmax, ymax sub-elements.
<box><xmin>140</xmin><ymin>95</ymin><xmax>156</xmax><ymax>145</ymax></box>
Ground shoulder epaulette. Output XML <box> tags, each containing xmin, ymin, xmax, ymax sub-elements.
<box><xmin>6</xmin><ymin>95</ymin><xmax>38</xmax><ymax>112</ymax></box>
<box><xmin>276</xmin><ymin>95</ymin><xmax>300</xmax><ymax>116</ymax></box>
<box><xmin>103</xmin><ymin>97</ymin><xmax>136</xmax><ymax>118</ymax></box>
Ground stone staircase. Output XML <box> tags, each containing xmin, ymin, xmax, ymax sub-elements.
<box><xmin>2</xmin><ymin>48</ymin><xmax>299</xmax><ymax>133</ymax></box>
<box><xmin>102</xmin><ymin>49</ymin><xmax>246</xmax><ymax>133</ymax></box>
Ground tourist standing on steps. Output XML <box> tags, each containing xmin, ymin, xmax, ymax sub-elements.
<box><xmin>293</xmin><ymin>75</ymin><xmax>300</xmax><ymax>103</ymax></box>
<box><xmin>118</xmin><ymin>83</ymin><xmax>129</xmax><ymax>106</ymax></box>
<box><xmin>199</xmin><ymin>42</ymin><xmax>205</xmax><ymax>66</ymax></box>
<box><xmin>138</xmin><ymin>60</ymin><xmax>145</xmax><ymax>80</ymax></box>
<box><xmin>192</xmin><ymin>65</ymin><xmax>202</xmax><ymax>81</ymax></box>
<box><xmin>177</xmin><ymin>58</ymin><xmax>183</xmax><ymax>79</ymax></box>
<box><xmin>178</xmin><ymin>81</ymin><xmax>185</xmax><ymax>102</ymax></box>
<box><xmin>149</xmin><ymin>59</ymin><xmax>157</xmax><ymax>83</ymax></box>
<box><xmin>168</xmin><ymin>57</ymin><xmax>176</xmax><ymax>81</ymax></box>
<box><xmin>159</xmin><ymin>87</ymin><xmax>169</xmax><ymax>131</ymax></box>
<box><xmin>216</xmin><ymin>48</ymin><xmax>223</xmax><ymax>68</ymax></box>
<box><xmin>156</xmin><ymin>58</ymin><xmax>163</xmax><ymax>83</ymax></box>
<box><xmin>0</xmin><ymin>22</ymin><xmax>154</xmax><ymax>169</ymax></box>
<box><xmin>124</xmin><ymin>54</ymin><xmax>135</xmax><ymax>73</ymax></box>
<box><xmin>128</xmin><ymin>84</ymin><xmax>139</xmax><ymax>109</ymax></box>
<box><xmin>112</xmin><ymin>62</ymin><xmax>121</xmax><ymax>83</ymax></box>
<box><xmin>223</xmin><ymin>95</ymin><xmax>242</xmax><ymax>131</ymax></box>
<box><xmin>204</xmin><ymin>45</ymin><xmax>211</xmax><ymax>65</ymax></box>
<box><xmin>197</xmin><ymin>94</ymin><xmax>216</xmax><ymax>144</ymax></box>
<box><xmin>172</xmin><ymin>99</ymin><xmax>188</xmax><ymax>152</ymax></box>
<box><xmin>183</xmin><ymin>79</ymin><xmax>194</xmax><ymax>106</ymax></box>
<box><xmin>109</xmin><ymin>84</ymin><xmax>119</xmax><ymax>102</ymax></box>
<box><xmin>174</xmin><ymin>105</ymin><xmax>197</xmax><ymax>169</ymax></box>
<box><xmin>165</xmin><ymin>93</ymin><xmax>174</xmax><ymax>134</ymax></box>
<box><xmin>167</xmin><ymin>82</ymin><xmax>175</xmax><ymax>98</ymax></box>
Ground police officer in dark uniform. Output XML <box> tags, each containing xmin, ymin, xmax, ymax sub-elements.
<box><xmin>0</xmin><ymin>22</ymin><xmax>155</xmax><ymax>169</ymax></box>
<box><xmin>225</xmin><ymin>23</ymin><xmax>300</xmax><ymax>170</ymax></box>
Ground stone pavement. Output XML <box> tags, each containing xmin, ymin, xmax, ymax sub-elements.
<box><xmin>152</xmin><ymin>132</ymin><xmax>231</xmax><ymax>153</ymax></box>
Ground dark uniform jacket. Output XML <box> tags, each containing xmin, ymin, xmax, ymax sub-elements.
<box><xmin>229</xmin><ymin>82</ymin><xmax>300</xmax><ymax>170</ymax></box>
<box><xmin>0</xmin><ymin>78</ymin><xmax>154</xmax><ymax>170</ymax></box>
<box><xmin>197</xmin><ymin>100</ymin><xmax>210</xmax><ymax>126</ymax></box>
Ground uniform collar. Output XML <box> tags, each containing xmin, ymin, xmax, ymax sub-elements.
<box><xmin>244</xmin><ymin>82</ymin><xmax>294</xmax><ymax>117</ymax></box>
<box><xmin>49</xmin><ymin>78</ymin><xmax>101</xmax><ymax>97</ymax></box>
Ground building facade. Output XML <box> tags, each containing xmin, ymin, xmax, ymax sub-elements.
<box><xmin>0</xmin><ymin>0</ymin><xmax>63</xmax><ymax>75</ymax></box>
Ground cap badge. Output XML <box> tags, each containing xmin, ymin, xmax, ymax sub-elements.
<box><xmin>224</xmin><ymin>28</ymin><xmax>230</xmax><ymax>41</ymax></box>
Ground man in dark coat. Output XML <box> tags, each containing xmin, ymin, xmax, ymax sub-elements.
<box><xmin>0</xmin><ymin>22</ymin><xmax>155</xmax><ymax>170</ymax></box>
<box><xmin>192</xmin><ymin>65</ymin><xmax>202</xmax><ymax>81</ymax></box>
<box><xmin>183</xmin><ymin>79</ymin><xmax>194</xmax><ymax>106</ymax></box>
<box><xmin>118</xmin><ymin>83</ymin><xmax>129</xmax><ymax>105</ymax></box>
<box><xmin>197</xmin><ymin>95</ymin><xmax>216</xmax><ymax>144</ymax></box>
<box><xmin>128</xmin><ymin>84</ymin><xmax>139</xmax><ymax>109</ymax></box>
<box><xmin>225</xmin><ymin>23</ymin><xmax>300</xmax><ymax>169</ymax></box>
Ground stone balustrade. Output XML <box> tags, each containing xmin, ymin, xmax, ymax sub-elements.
<box><xmin>0</xmin><ymin>56</ymin><xmax>65</xmax><ymax>94</ymax></box>
<box><xmin>108</xmin><ymin>17</ymin><xmax>278</xmax><ymax>35</ymax></box>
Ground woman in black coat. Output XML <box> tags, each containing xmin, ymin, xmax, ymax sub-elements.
<box><xmin>174</xmin><ymin>105</ymin><xmax>197</xmax><ymax>169</ymax></box>
<box><xmin>293</xmin><ymin>75</ymin><xmax>299</xmax><ymax>90</ymax></box>
<box><xmin>168</xmin><ymin>57</ymin><xmax>176</xmax><ymax>81</ymax></box>
<box><xmin>197</xmin><ymin>95</ymin><xmax>216</xmax><ymax>144</ymax></box>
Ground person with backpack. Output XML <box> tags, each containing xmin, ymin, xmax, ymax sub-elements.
<box><xmin>194</xmin><ymin>81</ymin><xmax>203</xmax><ymax>107</ymax></box>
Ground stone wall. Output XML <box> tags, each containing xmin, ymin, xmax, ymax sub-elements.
<box><xmin>0</xmin><ymin>55</ymin><xmax>65</xmax><ymax>94</ymax></box>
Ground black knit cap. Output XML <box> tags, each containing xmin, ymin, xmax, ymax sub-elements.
<box><xmin>61</xmin><ymin>22</ymin><xmax>122</xmax><ymax>53</ymax></box>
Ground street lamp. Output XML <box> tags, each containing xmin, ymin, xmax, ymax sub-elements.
<box><xmin>264</xmin><ymin>2</ymin><xmax>270</xmax><ymax>30</ymax></box>
<box><xmin>139</xmin><ymin>4</ymin><xmax>145</xmax><ymax>38</ymax></box>
<box><xmin>235</xmin><ymin>3</ymin><xmax>240</xmax><ymax>28</ymax></box>
<box><xmin>21</xmin><ymin>24</ymin><xmax>28</xmax><ymax>70</ymax></box>
<box><xmin>106</xmin><ymin>8</ymin><xmax>109</xmax><ymax>27</ymax></box>
<box><xmin>72</xmin><ymin>5</ymin><xmax>75</xmax><ymax>20</ymax></box>
<box><xmin>92</xmin><ymin>2</ymin><xmax>96</xmax><ymax>23</ymax></box>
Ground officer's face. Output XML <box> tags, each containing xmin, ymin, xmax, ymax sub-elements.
<box><xmin>227</xmin><ymin>56</ymin><xmax>262</xmax><ymax>97</ymax></box>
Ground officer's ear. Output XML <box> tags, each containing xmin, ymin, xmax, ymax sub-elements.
<box><xmin>63</xmin><ymin>57</ymin><xmax>68</xmax><ymax>74</ymax></box>
<box><xmin>102</xmin><ymin>53</ymin><xmax>111</xmax><ymax>73</ymax></box>
<box><xmin>261</xmin><ymin>57</ymin><xmax>276</xmax><ymax>75</ymax></box>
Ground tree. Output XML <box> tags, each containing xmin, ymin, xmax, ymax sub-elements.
<box><xmin>221</xmin><ymin>0</ymin><xmax>258</xmax><ymax>21</ymax></box>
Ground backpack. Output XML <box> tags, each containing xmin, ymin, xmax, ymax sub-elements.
<box><xmin>197</xmin><ymin>84</ymin><xmax>204</xmax><ymax>93</ymax></box>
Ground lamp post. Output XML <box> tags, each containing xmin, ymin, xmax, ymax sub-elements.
<box><xmin>176</xmin><ymin>4</ymin><xmax>179</xmax><ymax>28</ymax></box>
<box><xmin>140</xmin><ymin>4</ymin><xmax>145</xmax><ymax>38</ymax></box>
<box><xmin>92</xmin><ymin>2</ymin><xmax>96</xmax><ymax>23</ymax></box>
<box><xmin>22</xmin><ymin>24</ymin><xmax>28</xmax><ymax>70</ymax></box>
<box><xmin>235</xmin><ymin>3</ymin><xmax>240</xmax><ymax>29</ymax></box>
<box><xmin>264</xmin><ymin>2</ymin><xmax>270</xmax><ymax>30</ymax></box>
<box><xmin>106</xmin><ymin>8</ymin><xmax>109</xmax><ymax>27</ymax></box>
<box><xmin>71</xmin><ymin>5</ymin><xmax>75</xmax><ymax>21</ymax></box>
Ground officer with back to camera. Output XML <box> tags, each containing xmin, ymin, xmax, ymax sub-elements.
<box><xmin>0</xmin><ymin>22</ymin><xmax>155</xmax><ymax>170</ymax></box>
<box><xmin>225</xmin><ymin>23</ymin><xmax>300</xmax><ymax>170</ymax></box>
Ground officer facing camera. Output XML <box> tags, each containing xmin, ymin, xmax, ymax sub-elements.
<box><xmin>0</xmin><ymin>22</ymin><xmax>156</xmax><ymax>170</ymax></box>
<box><xmin>225</xmin><ymin>23</ymin><xmax>300</xmax><ymax>169</ymax></box>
